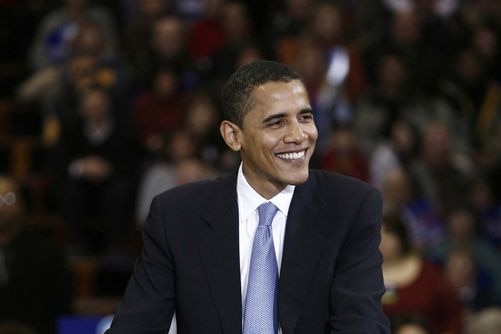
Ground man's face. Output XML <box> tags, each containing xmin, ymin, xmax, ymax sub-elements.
<box><xmin>232</xmin><ymin>80</ymin><xmax>318</xmax><ymax>198</ymax></box>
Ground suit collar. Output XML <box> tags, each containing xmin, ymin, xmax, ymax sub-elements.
<box><xmin>279</xmin><ymin>172</ymin><xmax>331</xmax><ymax>333</ymax></box>
<box><xmin>198</xmin><ymin>171</ymin><xmax>242</xmax><ymax>334</ymax></box>
<box><xmin>198</xmin><ymin>170</ymin><xmax>332</xmax><ymax>334</ymax></box>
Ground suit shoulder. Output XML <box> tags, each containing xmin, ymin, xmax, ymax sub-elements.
<box><xmin>156</xmin><ymin>177</ymin><xmax>223</xmax><ymax>203</ymax></box>
<box><xmin>306</xmin><ymin>170</ymin><xmax>381</xmax><ymax>210</ymax></box>
<box><xmin>309</xmin><ymin>170</ymin><xmax>375</xmax><ymax>194</ymax></box>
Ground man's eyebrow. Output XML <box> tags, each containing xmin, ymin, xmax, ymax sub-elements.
<box><xmin>262</xmin><ymin>113</ymin><xmax>286</xmax><ymax>124</ymax></box>
<box><xmin>299</xmin><ymin>108</ymin><xmax>314</xmax><ymax>115</ymax></box>
<box><xmin>261</xmin><ymin>108</ymin><xmax>314</xmax><ymax>124</ymax></box>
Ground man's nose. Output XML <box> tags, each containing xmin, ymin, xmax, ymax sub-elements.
<box><xmin>284</xmin><ymin>122</ymin><xmax>307</xmax><ymax>143</ymax></box>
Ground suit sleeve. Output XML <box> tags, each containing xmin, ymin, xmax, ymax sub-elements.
<box><xmin>329</xmin><ymin>187</ymin><xmax>390</xmax><ymax>333</ymax></box>
<box><xmin>107</xmin><ymin>196</ymin><xmax>175</xmax><ymax>334</ymax></box>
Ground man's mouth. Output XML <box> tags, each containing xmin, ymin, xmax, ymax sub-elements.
<box><xmin>276</xmin><ymin>149</ymin><xmax>306</xmax><ymax>160</ymax></box>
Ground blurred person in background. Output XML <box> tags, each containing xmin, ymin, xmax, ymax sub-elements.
<box><xmin>17</xmin><ymin>13</ymin><xmax>125</xmax><ymax>147</ymax></box>
<box><xmin>0</xmin><ymin>176</ymin><xmax>73</xmax><ymax>334</ymax></box>
<box><xmin>465</xmin><ymin>307</ymin><xmax>501</xmax><ymax>334</ymax></box>
<box><xmin>411</xmin><ymin>122</ymin><xmax>471</xmax><ymax>217</ymax></box>
<box><xmin>354</xmin><ymin>48</ymin><xmax>473</xmax><ymax>167</ymax></box>
<box><xmin>182</xmin><ymin>91</ymin><xmax>226</xmax><ymax>169</ymax></box>
<box><xmin>271</xmin><ymin>0</ymin><xmax>316</xmax><ymax>43</ymax></box>
<box><xmin>318</xmin><ymin>124</ymin><xmax>369</xmax><ymax>181</ymax></box>
<box><xmin>370</xmin><ymin>120</ymin><xmax>420</xmax><ymax>191</ymax></box>
<box><xmin>186</xmin><ymin>0</ymin><xmax>226</xmax><ymax>67</ymax></box>
<box><xmin>427</xmin><ymin>207</ymin><xmax>501</xmax><ymax>306</ymax></box>
<box><xmin>53</xmin><ymin>87</ymin><xmax>139</xmax><ymax>256</ymax></box>
<box><xmin>380</xmin><ymin>215</ymin><xmax>463</xmax><ymax>334</ymax></box>
<box><xmin>133</xmin><ymin>67</ymin><xmax>187</xmax><ymax>159</ymax></box>
<box><xmin>382</xmin><ymin>168</ymin><xmax>445</xmax><ymax>250</ymax></box>
<box><xmin>50</xmin><ymin>51</ymin><xmax>123</xmax><ymax>124</ymax></box>
<box><xmin>28</xmin><ymin>0</ymin><xmax>118</xmax><ymax>71</ymax></box>
<box><xmin>123</xmin><ymin>0</ymin><xmax>175</xmax><ymax>85</ymax></box>
<box><xmin>437</xmin><ymin>46</ymin><xmax>496</xmax><ymax>151</ymax></box>
<box><xmin>208</xmin><ymin>1</ymin><xmax>259</xmax><ymax>83</ymax></box>
<box><xmin>364</xmin><ymin>7</ymin><xmax>442</xmax><ymax>94</ymax></box>
<box><xmin>278</xmin><ymin>1</ymin><xmax>366</xmax><ymax>103</ymax></box>
<box><xmin>135</xmin><ymin>128</ymin><xmax>199</xmax><ymax>226</ymax></box>
<box><xmin>129</xmin><ymin>15</ymin><xmax>198</xmax><ymax>92</ymax></box>
<box><xmin>443</xmin><ymin>246</ymin><xmax>499</xmax><ymax>313</ymax></box>
<box><xmin>354</xmin><ymin>51</ymin><xmax>424</xmax><ymax>156</ymax></box>
<box><xmin>470</xmin><ymin>175</ymin><xmax>501</xmax><ymax>251</ymax></box>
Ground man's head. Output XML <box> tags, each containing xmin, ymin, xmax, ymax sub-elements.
<box><xmin>220</xmin><ymin>60</ymin><xmax>318</xmax><ymax>199</ymax></box>
<box><xmin>221</xmin><ymin>60</ymin><xmax>303</xmax><ymax>126</ymax></box>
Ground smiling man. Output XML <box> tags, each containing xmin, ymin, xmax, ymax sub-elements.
<box><xmin>107</xmin><ymin>60</ymin><xmax>390</xmax><ymax>333</ymax></box>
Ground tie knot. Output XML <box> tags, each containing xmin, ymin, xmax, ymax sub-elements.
<box><xmin>257</xmin><ymin>202</ymin><xmax>279</xmax><ymax>227</ymax></box>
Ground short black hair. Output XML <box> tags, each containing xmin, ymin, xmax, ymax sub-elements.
<box><xmin>221</xmin><ymin>60</ymin><xmax>302</xmax><ymax>126</ymax></box>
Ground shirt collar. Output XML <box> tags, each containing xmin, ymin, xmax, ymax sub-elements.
<box><xmin>237</xmin><ymin>163</ymin><xmax>295</xmax><ymax>223</ymax></box>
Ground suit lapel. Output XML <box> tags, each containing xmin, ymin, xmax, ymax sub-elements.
<box><xmin>198</xmin><ymin>172</ymin><xmax>242</xmax><ymax>334</ymax></box>
<box><xmin>279</xmin><ymin>174</ymin><xmax>329</xmax><ymax>333</ymax></box>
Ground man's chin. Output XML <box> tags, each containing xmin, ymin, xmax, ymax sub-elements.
<box><xmin>285</xmin><ymin>170</ymin><xmax>310</xmax><ymax>186</ymax></box>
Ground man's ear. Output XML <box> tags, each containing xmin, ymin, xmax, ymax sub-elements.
<box><xmin>220</xmin><ymin>120</ymin><xmax>242</xmax><ymax>152</ymax></box>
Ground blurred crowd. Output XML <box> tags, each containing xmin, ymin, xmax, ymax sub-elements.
<box><xmin>1</xmin><ymin>0</ymin><xmax>501</xmax><ymax>333</ymax></box>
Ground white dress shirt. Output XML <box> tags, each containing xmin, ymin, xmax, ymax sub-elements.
<box><xmin>237</xmin><ymin>164</ymin><xmax>295</xmax><ymax>332</ymax></box>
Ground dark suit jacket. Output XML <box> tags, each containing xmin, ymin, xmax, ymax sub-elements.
<box><xmin>108</xmin><ymin>170</ymin><xmax>390</xmax><ymax>333</ymax></box>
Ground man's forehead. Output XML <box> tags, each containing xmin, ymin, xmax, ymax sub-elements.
<box><xmin>251</xmin><ymin>80</ymin><xmax>306</xmax><ymax>100</ymax></box>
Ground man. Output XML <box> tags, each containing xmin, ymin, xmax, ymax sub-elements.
<box><xmin>107</xmin><ymin>60</ymin><xmax>390</xmax><ymax>333</ymax></box>
<box><xmin>54</xmin><ymin>87</ymin><xmax>139</xmax><ymax>255</ymax></box>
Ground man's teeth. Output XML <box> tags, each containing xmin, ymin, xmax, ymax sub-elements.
<box><xmin>276</xmin><ymin>150</ymin><xmax>306</xmax><ymax>160</ymax></box>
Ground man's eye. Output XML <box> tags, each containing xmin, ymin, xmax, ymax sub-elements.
<box><xmin>269</xmin><ymin>120</ymin><xmax>284</xmax><ymax>127</ymax></box>
<box><xmin>299</xmin><ymin>114</ymin><xmax>313</xmax><ymax>122</ymax></box>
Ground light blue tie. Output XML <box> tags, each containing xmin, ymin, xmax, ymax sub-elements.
<box><xmin>243</xmin><ymin>202</ymin><xmax>279</xmax><ymax>334</ymax></box>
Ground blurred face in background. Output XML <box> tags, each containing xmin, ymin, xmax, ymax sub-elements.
<box><xmin>447</xmin><ymin>209</ymin><xmax>476</xmax><ymax>241</ymax></box>
<box><xmin>310</xmin><ymin>3</ymin><xmax>343</xmax><ymax>44</ymax></box>
<box><xmin>382</xmin><ymin>169</ymin><xmax>413</xmax><ymax>212</ymax></box>
<box><xmin>293</xmin><ymin>42</ymin><xmax>326</xmax><ymax>92</ymax></box>
<box><xmin>377</xmin><ymin>54</ymin><xmax>408</xmax><ymax>91</ymax></box>
<box><xmin>286</xmin><ymin>0</ymin><xmax>314</xmax><ymax>20</ymax></box>
<box><xmin>380</xmin><ymin>224</ymin><xmax>403</xmax><ymax>262</ymax></box>
<box><xmin>64</xmin><ymin>0</ymin><xmax>87</xmax><ymax>11</ymax></box>
<box><xmin>392</xmin><ymin>121</ymin><xmax>416</xmax><ymax>155</ymax></box>
<box><xmin>391</xmin><ymin>11</ymin><xmax>421</xmax><ymax>47</ymax></box>
<box><xmin>153</xmin><ymin>70</ymin><xmax>178</xmax><ymax>97</ymax></box>
<box><xmin>235</xmin><ymin>44</ymin><xmax>263</xmax><ymax>68</ymax></box>
<box><xmin>185</xmin><ymin>94</ymin><xmax>217</xmax><ymax>137</ymax></box>
<box><xmin>80</xmin><ymin>89</ymin><xmax>111</xmax><ymax>122</ymax></box>
<box><xmin>152</xmin><ymin>17</ymin><xmax>185</xmax><ymax>58</ymax></box>
<box><xmin>455</xmin><ymin>49</ymin><xmax>483</xmax><ymax>86</ymax></box>
<box><xmin>221</xmin><ymin>2</ymin><xmax>251</xmax><ymax>41</ymax></box>
<box><xmin>67</xmin><ymin>54</ymin><xmax>97</xmax><ymax>91</ymax></box>
<box><xmin>139</xmin><ymin>0</ymin><xmax>168</xmax><ymax>17</ymax></box>
<box><xmin>71</xmin><ymin>21</ymin><xmax>107</xmax><ymax>57</ymax></box>
<box><xmin>422</xmin><ymin>123</ymin><xmax>451</xmax><ymax>168</ymax></box>
<box><xmin>445</xmin><ymin>248</ymin><xmax>476</xmax><ymax>292</ymax></box>
<box><xmin>175</xmin><ymin>159</ymin><xmax>214</xmax><ymax>185</ymax></box>
<box><xmin>166</xmin><ymin>130</ymin><xmax>196</xmax><ymax>162</ymax></box>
